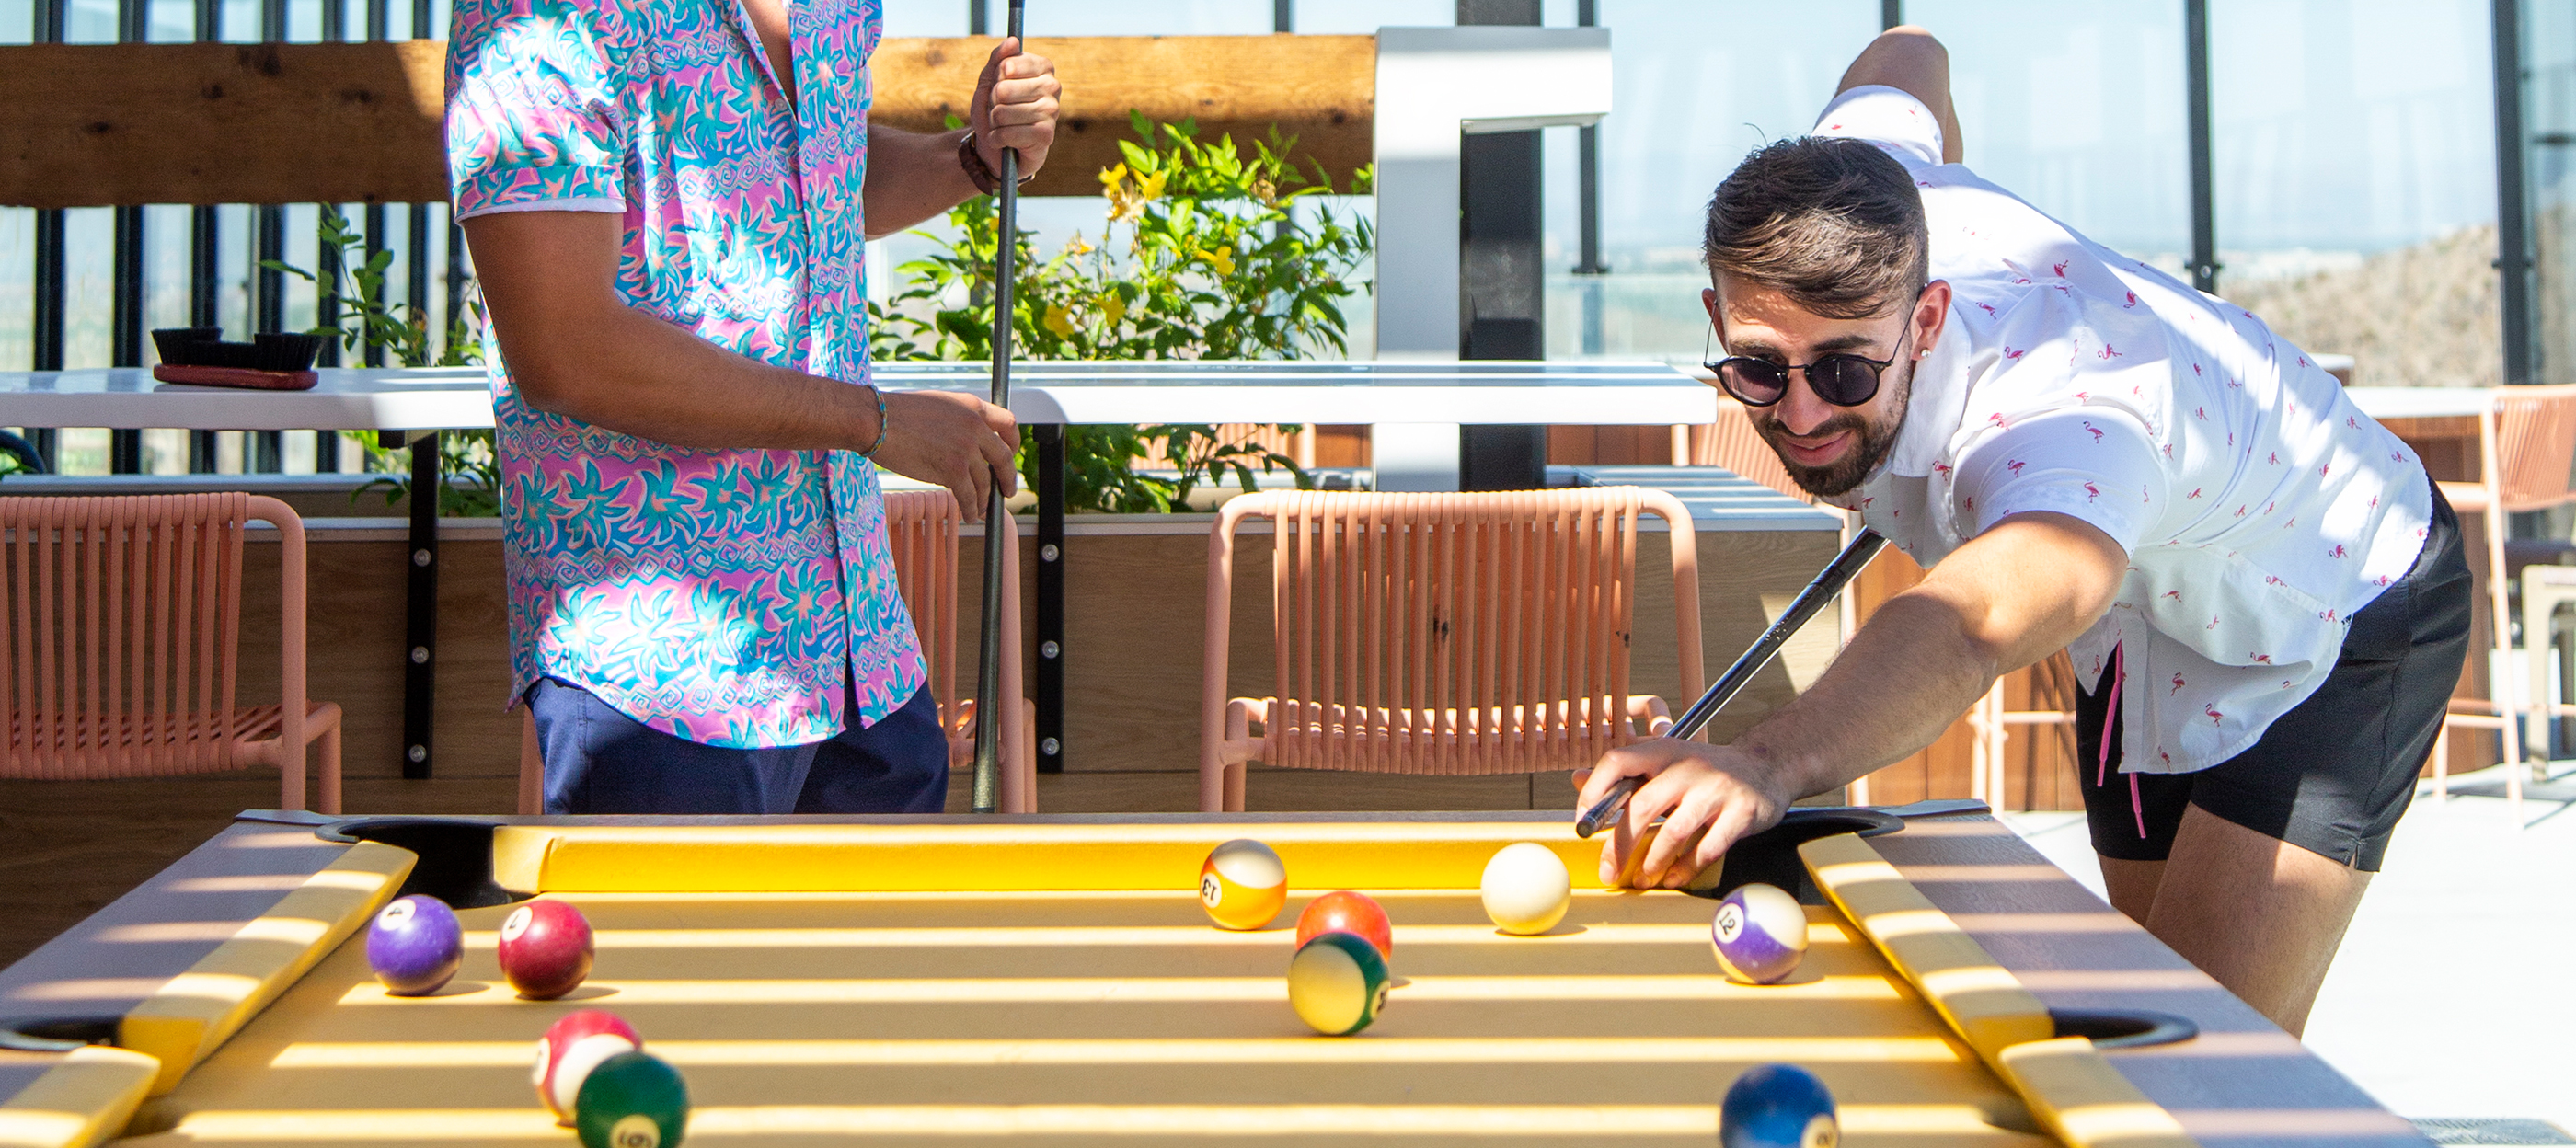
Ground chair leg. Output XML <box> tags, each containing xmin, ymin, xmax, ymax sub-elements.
<box><xmin>318</xmin><ymin>724</ymin><xmax>342</xmax><ymax>816</ymax></box>
<box><xmin>1225</xmin><ymin>761</ymin><xmax>1249</xmax><ymax>813</ymax></box>
<box><xmin>518</xmin><ymin>709</ymin><xmax>544</xmax><ymax>817</ymax></box>
<box><xmin>2433</xmin><ymin>722</ymin><xmax>2449</xmax><ymax>804</ymax></box>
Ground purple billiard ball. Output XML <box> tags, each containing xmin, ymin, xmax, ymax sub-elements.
<box><xmin>367</xmin><ymin>894</ymin><xmax>463</xmax><ymax>996</ymax></box>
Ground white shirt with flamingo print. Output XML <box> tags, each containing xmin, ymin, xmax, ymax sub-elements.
<box><xmin>1811</xmin><ymin>86</ymin><xmax>2432</xmax><ymax>775</ymax></box>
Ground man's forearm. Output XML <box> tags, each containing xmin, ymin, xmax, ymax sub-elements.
<box><xmin>1734</xmin><ymin>588</ymin><xmax>2000</xmax><ymax>798</ymax></box>
<box><xmin>864</xmin><ymin>125</ymin><xmax>984</xmax><ymax>238</ymax></box>
<box><xmin>503</xmin><ymin>296</ymin><xmax>880</xmax><ymax>453</ymax></box>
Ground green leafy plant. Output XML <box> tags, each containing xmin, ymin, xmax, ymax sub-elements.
<box><xmin>872</xmin><ymin>114</ymin><xmax>1375</xmax><ymax>511</ymax></box>
<box><xmin>264</xmin><ymin>207</ymin><xmax>500</xmax><ymax>517</ymax></box>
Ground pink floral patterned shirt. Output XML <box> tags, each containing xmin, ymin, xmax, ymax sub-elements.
<box><xmin>444</xmin><ymin>0</ymin><xmax>926</xmax><ymax>747</ymax></box>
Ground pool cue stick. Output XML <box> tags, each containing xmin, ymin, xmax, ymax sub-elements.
<box><xmin>968</xmin><ymin>0</ymin><xmax>1029</xmax><ymax>816</ymax></box>
<box><xmin>1574</xmin><ymin>527</ymin><xmax>1888</xmax><ymax>839</ymax></box>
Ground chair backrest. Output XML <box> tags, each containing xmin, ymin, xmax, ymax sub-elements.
<box><xmin>1685</xmin><ymin>393</ymin><xmax>1814</xmax><ymax>504</ymax></box>
<box><xmin>1136</xmin><ymin>424</ymin><xmax>1317</xmax><ymax>471</ymax></box>
<box><xmin>2489</xmin><ymin>385</ymin><xmax>2576</xmax><ymax>512</ymax></box>
<box><xmin>881</xmin><ymin>490</ymin><xmax>961</xmax><ymax>712</ymax></box>
<box><xmin>0</xmin><ymin>493</ymin><xmax>280</xmax><ymax>779</ymax></box>
<box><xmin>1205</xmin><ymin>488</ymin><xmax>1703</xmax><ymax>775</ymax></box>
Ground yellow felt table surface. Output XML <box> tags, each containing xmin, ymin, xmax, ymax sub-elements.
<box><xmin>115</xmin><ymin>889</ymin><xmax>2055</xmax><ymax>1147</ymax></box>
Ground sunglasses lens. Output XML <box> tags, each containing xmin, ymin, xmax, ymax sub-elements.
<box><xmin>1719</xmin><ymin>361</ymin><xmax>1788</xmax><ymax>406</ymax></box>
<box><xmin>1810</xmin><ymin>357</ymin><xmax>1883</xmax><ymax>406</ymax></box>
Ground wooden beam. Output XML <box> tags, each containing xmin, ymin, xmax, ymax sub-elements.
<box><xmin>0</xmin><ymin>36</ymin><xmax>1374</xmax><ymax>209</ymax></box>
<box><xmin>0</xmin><ymin>42</ymin><xmax>448</xmax><ymax>209</ymax></box>
<box><xmin>869</xmin><ymin>35</ymin><xmax>1374</xmax><ymax>198</ymax></box>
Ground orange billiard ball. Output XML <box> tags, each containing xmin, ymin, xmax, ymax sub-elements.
<box><xmin>1295</xmin><ymin>890</ymin><xmax>1392</xmax><ymax>959</ymax></box>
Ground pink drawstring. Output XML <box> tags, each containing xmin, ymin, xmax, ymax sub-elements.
<box><xmin>2097</xmin><ymin>644</ymin><xmax>2145</xmax><ymax>839</ymax></box>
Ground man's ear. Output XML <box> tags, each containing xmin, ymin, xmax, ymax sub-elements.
<box><xmin>1701</xmin><ymin>285</ymin><xmax>1720</xmax><ymax>325</ymax></box>
<box><xmin>1913</xmin><ymin>280</ymin><xmax>1953</xmax><ymax>359</ymax></box>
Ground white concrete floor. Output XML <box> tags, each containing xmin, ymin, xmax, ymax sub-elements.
<box><xmin>2003</xmin><ymin>772</ymin><xmax>2576</xmax><ymax>1138</ymax></box>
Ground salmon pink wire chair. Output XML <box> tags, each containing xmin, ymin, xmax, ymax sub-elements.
<box><xmin>1</xmin><ymin>493</ymin><xmax>342</xmax><ymax>812</ymax></box>
<box><xmin>882</xmin><ymin>491</ymin><xmax>1033</xmax><ymax>813</ymax></box>
<box><xmin>2432</xmin><ymin>383</ymin><xmax>2576</xmax><ymax>821</ymax></box>
<box><xmin>513</xmin><ymin>492</ymin><xmax>1035</xmax><ymax>813</ymax></box>
<box><xmin>1201</xmin><ymin>488</ymin><xmax>1705</xmax><ymax>813</ymax></box>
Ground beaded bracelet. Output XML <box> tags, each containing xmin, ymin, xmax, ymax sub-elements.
<box><xmin>858</xmin><ymin>385</ymin><xmax>890</xmax><ymax>458</ymax></box>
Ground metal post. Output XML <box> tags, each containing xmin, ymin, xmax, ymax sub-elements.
<box><xmin>190</xmin><ymin>0</ymin><xmax>220</xmax><ymax>476</ymax></box>
<box><xmin>1880</xmin><ymin>0</ymin><xmax>1902</xmax><ymax>29</ymax></box>
<box><xmin>2495</xmin><ymin>0</ymin><xmax>2536</xmax><ymax>387</ymax></box>
<box><xmin>1035</xmin><ymin>424</ymin><xmax>1065</xmax><ymax>774</ymax></box>
<box><xmin>2185</xmin><ymin>0</ymin><xmax>2219</xmax><ymax>294</ymax></box>
<box><xmin>29</xmin><ymin>0</ymin><xmax>66</xmax><ymax>473</ymax></box>
<box><xmin>1456</xmin><ymin>0</ymin><xmax>1547</xmax><ymax>491</ymax></box>
<box><xmin>969</xmin><ymin>0</ymin><xmax>986</xmax><ymax>35</ymax></box>
<box><xmin>404</xmin><ymin>433</ymin><xmax>441</xmax><ymax>778</ymax></box>
<box><xmin>445</xmin><ymin>216</ymin><xmax>467</xmax><ymax>360</ymax></box>
<box><xmin>109</xmin><ymin>0</ymin><xmax>147</xmax><ymax>475</ymax></box>
<box><xmin>1273</xmin><ymin>0</ymin><xmax>1291</xmax><ymax>32</ymax></box>
<box><xmin>1574</xmin><ymin>0</ymin><xmax>1605</xmax><ymax>357</ymax></box>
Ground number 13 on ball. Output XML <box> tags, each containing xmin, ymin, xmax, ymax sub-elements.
<box><xmin>1200</xmin><ymin>839</ymin><xmax>1287</xmax><ymax>930</ymax></box>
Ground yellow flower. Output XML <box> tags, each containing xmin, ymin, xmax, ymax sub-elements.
<box><xmin>1098</xmin><ymin>163</ymin><xmax>1130</xmax><ymax>196</ymax></box>
<box><xmin>1100</xmin><ymin>292</ymin><xmax>1126</xmax><ymax>326</ymax></box>
<box><xmin>1043</xmin><ymin>302</ymin><xmax>1075</xmax><ymax>338</ymax></box>
<box><xmin>1138</xmin><ymin>167</ymin><xmax>1170</xmax><ymax>201</ymax></box>
<box><xmin>1195</xmin><ymin>245</ymin><xmax>1236</xmax><ymax>277</ymax></box>
<box><xmin>1251</xmin><ymin>177</ymin><xmax>1278</xmax><ymax>207</ymax></box>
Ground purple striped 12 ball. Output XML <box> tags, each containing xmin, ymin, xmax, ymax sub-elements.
<box><xmin>1709</xmin><ymin>882</ymin><xmax>1808</xmax><ymax>985</ymax></box>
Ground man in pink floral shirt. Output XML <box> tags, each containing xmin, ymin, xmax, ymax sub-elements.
<box><xmin>445</xmin><ymin>0</ymin><xmax>1057</xmax><ymax>812</ymax></box>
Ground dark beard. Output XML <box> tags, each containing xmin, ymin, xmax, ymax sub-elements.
<box><xmin>1755</xmin><ymin>359</ymin><xmax>1913</xmax><ymax>498</ymax></box>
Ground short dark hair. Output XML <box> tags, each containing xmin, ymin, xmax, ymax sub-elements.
<box><xmin>1702</xmin><ymin>136</ymin><xmax>1929</xmax><ymax>320</ymax></box>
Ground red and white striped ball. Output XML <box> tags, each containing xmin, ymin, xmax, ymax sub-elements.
<box><xmin>533</xmin><ymin>1009</ymin><xmax>640</xmax><ymax>1126</ymax></box>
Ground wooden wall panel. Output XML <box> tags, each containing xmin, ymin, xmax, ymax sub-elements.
<box><xmin>0</xmin><ymin>36</ymin><xmax>1373</xmax><ymax>208</ymax></box>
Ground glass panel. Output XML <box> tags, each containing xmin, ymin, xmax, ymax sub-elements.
<box><xmin>1547</xmin><ymin>1</ymin><xmax>1881</xmax><ymax>362</ymax></box>
<box><xmin>1908</xmin><ymin>0</ymin><xmax>2191</xmax><ymax>268</ymax></box>
<box><xmin>2211</xmin><ymin>0</ymin><xmax>2497</xmax><ymax>387</ymax></box>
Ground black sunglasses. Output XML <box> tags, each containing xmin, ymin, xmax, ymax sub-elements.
<box><xmin>1704</xmin><ymin>320</ymin><xmax>1914</xmax><ymax>408</ymax></box>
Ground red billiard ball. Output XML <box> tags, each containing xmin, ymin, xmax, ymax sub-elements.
<box><xmin>1295</xmin><ymin>890</ymin><xmax>1392</xmax><ymax>959</ymax></box>
<box><xmin>534</xmin><ymin>1009</ymin><xmax>640</xmax><ymax>1126</ymax></box>
<box><xmin>498</xmin><ymin>899</ymin><xmax>594</xmax><ymax>1001</ymax></box>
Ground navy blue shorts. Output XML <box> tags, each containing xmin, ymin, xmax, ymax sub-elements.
<box><xmin>2074</xmin><ymin>482</ymin><xmax>2471</xmax><ymax>871</ymax></box>
<box><xmin>526</xmin><ymin>678</ymin><xmax>950</xmax><ymax>815</ymax></box>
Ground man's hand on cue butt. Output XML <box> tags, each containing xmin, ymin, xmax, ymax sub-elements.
<box><xmin>868</xmin><ymin>391</ymin><xmax>1018</xmax><ymax>522</ymax></box>
<box><xmin>1575</xmin><ymin>740</ymin><xmax>1792</xmax><ymax>890</ymax></box>
<box><xmin>972</xmin><ymin>38</ymin><xmax>1061</xmax><ymax>178</ymax></box>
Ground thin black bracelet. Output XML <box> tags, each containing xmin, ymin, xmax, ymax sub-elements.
<box><xmin>858</xmin><ymin>385</ymin><xmax>890</xmax><ymax>458</ymax></box>
<box><xmin>958</xmin><ymin>131</ymin><xmax>1034</xmax><ymax>196</ymax></box>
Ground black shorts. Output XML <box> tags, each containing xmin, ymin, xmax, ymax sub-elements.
<box><xmin>2075</xmin><ymin>480</ymin><xmax>2471</xmax><ymax>871</ymax></box>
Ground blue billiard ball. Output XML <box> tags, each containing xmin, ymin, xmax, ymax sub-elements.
<box><xmin>367</xmin><ymin>894</ymin><xmax>464</xmax><ymax>996</ymax></box>
<box><xmin>1720</xmin><ymin>1062</ymin><xmax>1837</xmax><ymax>1148</ymax></box>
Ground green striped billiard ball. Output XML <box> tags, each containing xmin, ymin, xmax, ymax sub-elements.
<box><xmin>1288</xmin><ymin>930</ymin><xmax>1390</xmax><ymax>1036</ymax></box>
<box><xmin>574</xmin><ymin>1050</ymin><xmax>689</xmax><ymax>1148</ymax></box>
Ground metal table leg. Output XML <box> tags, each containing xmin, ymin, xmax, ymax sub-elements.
<box><xmin>1035</xmin><ymin>425</ymin><xmax>1065</xmax><ymax>774</ymax></box>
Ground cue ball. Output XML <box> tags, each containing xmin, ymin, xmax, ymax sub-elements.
<box><xmin>365</xmin><ymin>894</ymin><xmax>463</xmax><ymax>996</ymax></box>
<box><xmin>1287</xmin><ymin>930</ymin><xmax>1391</xmax><ymax>1037</ymax></box>
<box><xmin>1710</xmin><ymin>883</ymin><xmax>1809</xmax><ymax>985</ymax></box>
<box><xmin>535</xmin><ymin>1009</ymin><xmax>641</xmax><ymax>1126</ymax></box>
<box><xmin>499</xmin><ymin>899</ymin><xmax>595</xmax><ymax>1000</ymax></box>
<box><xmin>1720</xmin><ymin>1062</ymin><xmax>1838</xmax><ymax>1148</ymax></box>
<box><xmin>575</xmin><ymin>1050</ymin><xmax>690</xmax><ymax>1148</ymax></box>
<box><xmin>1199</xmin><ymin>839</ymin><xmax>1287</xmax><ymax>930</ymax></box>
<box><xmin>1295</xmin><ymin>890</ymin><xmax>1393</xmax><ymax>959</ymax></box>
<box><xmin>1479</xmin><ymin>843</ymin><xmax>1572</xmax><ymax>936</ymax></box>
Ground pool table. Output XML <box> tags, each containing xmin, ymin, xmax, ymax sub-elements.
<box><xmin>0</xmin><ymin>805</ymin><xmax>2425</xmax><ymax>1147</ymax></box>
